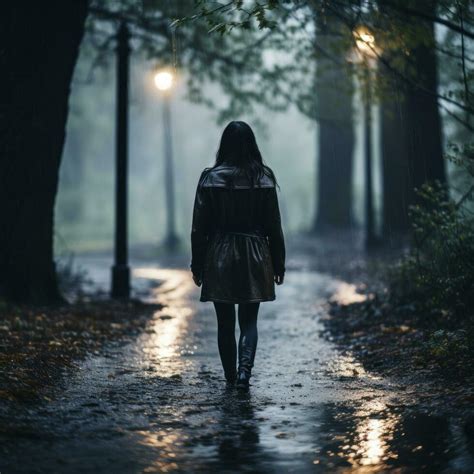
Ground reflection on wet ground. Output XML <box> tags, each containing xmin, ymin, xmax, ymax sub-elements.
<box><xmin>1</xmin><ymin>264</ymin><xmax>474</xmax><ymax>473</ymax></box>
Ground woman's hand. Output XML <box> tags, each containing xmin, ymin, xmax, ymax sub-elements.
<box><xmin>274</xmin><ymin>274</ymin><xmax>284</xmax><ymax>285</ymax></box>
<box><xmin>192</xmin><ymin>274</ymin><xmax>202</xmax><ymax>287</ymax></box>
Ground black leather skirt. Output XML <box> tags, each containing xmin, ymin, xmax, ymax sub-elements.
<box><xmin>200</xmin><ymin>231</ymin><xmax>275</xmax><ymax>304</ymax></box>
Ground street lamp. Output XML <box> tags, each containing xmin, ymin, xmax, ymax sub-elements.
<box><xmin>154</xmin><ymin>71</ymin><xmax>174</xmax><ymax>91</ymax></box>
<box><xmin>111</xmin><ymin>21</ymin><xmax>131</xmax><ymax>299</ymax></box>
<box><xmin>154</xmin><ymin>69</ymin><xmax>179</xmax><ymax>250</ymax></box>
<box><xmin>353</xmin><ymin>26</ymin><xmax>379</xmax><ymax>250</ymax></box>
<box><xmin>354</xmin><ymin>27</ymin><xmax>376</xmax><ymax>59</ymax></box>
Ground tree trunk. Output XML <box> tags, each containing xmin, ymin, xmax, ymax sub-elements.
<box><xmin>381</xmin><ymin>0</ymin><xmax>445</xmax><ymax>237</ymax></box>
<box><xmin>405</xmin><ymin>14</ymin><xmax>446</xmax><ymax>191</ymax></box>
<box><xmin>381</xmin><ymin>74</ymin><xmax>413</xmax><ymax>235</ymax></box>
<box><xmin>0</xmin><ymin>1</ymin><xmax>89</xmax><ymax>303</ymax></box>
<box><xmin>313</xmin><ymin>14</ymin><xmax>355</xmax><ymax>231</ymax></box>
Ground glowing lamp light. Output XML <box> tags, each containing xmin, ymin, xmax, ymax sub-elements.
<box><xmin>154</xmin><ymin>71</ymin><xmax>174</xmax><ymax>91</ymax></box>
<box><xmin>353</xmin><ymin>26</ymin><xmax>377</xmax><ymax>59</ymax></box>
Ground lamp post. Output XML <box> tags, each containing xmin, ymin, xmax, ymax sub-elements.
<box><xmin>154</xmin><ymin>70</ymin><xmax>179</xmax><ymax>250</ymax></box>
<box><xmin>111</xmin><ymin>21</ymin><xmax>131</xmax><ymax>299</ymax></box>
<box><xmin>353</xmin><ymin>26</ymin><xmax>378</xmax><ymax>250</ymax></box>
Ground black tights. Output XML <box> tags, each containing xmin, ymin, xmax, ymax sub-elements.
<box><xmin>213</xmin><ymin>302</ymin><xmax>260</xmax><ymax>379</ymax></box>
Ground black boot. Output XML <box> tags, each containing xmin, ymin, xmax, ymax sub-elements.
<box><xmin>236</xmin><ymin>335</ymin><xmax>256</xmax><ymax>391</ymax></box>
<box><xmin>236</xmin><ymin>370</ymin><xmax>250</xmax><ymax>390</ymax></box>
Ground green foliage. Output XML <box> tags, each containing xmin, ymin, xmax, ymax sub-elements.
<box><xmin>446</xmin><ymin>142</ymin><xmax>474</xmax><ymax>179</ymax></box>
<box><xmin>390</xmin><ymin>179</ymin><xmax>474</xmax><ymax>319</ymax></box>
<box><xmin>173</xmin><ymin>0</ymin><xmax>280</xmax><ymax>33</ymax></box>
<box><xmin>86</xmin><ymin>1</ymin><xmax>474</xmax><ymax>129</ymax></box>
<box><xmin>425</xmin><ymin>328</ymin><xmax>472</xmax><ymax>361</ymax></box>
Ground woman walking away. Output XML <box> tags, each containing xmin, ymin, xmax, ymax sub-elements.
<box><xmin>190</xmin><ymin>121</ymin><xmax>286</xmax><ymax>391</ymax></box>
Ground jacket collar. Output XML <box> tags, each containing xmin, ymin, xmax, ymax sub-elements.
<box><xmin>200</xmin><ymin>165</ymin><xmax>275</xmax><ymax>189</ymax></box>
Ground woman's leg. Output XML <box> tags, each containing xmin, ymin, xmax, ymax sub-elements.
<box><xmin>237</xmin><ymin>303</ymin><xmax>260</xmax><ymax>382</ymax></box>
<box><xmin>213</xmin><ymin>302</ymin><xmax>237</xmax><ymax>382</ymax></box>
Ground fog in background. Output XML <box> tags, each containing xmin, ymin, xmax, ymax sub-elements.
<box><xmin>55</xmin><ymin>37</ymin><xmax>383</xmax><ymax>256</ymax></box>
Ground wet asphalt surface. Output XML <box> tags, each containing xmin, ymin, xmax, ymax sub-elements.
<box><xmin>2</xmin><ymin>249</ymin><xmax>474</xmax><ymax>473</ymax></box>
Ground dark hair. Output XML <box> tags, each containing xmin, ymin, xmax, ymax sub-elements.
<box><xmin>214</xmin><ymin>121</ymin><xmax>277</xmax><ymax>187</ymax></box>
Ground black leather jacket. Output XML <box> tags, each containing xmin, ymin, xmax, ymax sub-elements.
<box><xmin>191</xmin><ymin>164</ymin><xmax>285</xmax><ymax>304</ymax></box>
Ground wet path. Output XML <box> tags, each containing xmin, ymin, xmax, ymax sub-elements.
<box><xmin>2</xmin><ymin>263</ymin><xmax>474</xmax><ymax>472</ymax></box>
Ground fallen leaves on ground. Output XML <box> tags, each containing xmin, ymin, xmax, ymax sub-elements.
<box><xmin>0</xmin><ymin>299</ymin><xmax>162</xmax><ymax>403</ymax></box>
<box><xmin>325</xmin><ymin>297</ymin><xmax>474</xmax><ymax>414</ymax></box>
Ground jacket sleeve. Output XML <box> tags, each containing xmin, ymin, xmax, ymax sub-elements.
<box><xmin>264</xmin><ymin>187</ymin><xmax>286</xmax><ymax>276</ymax></box>
<box><xmin>190</xmin><ymin>177</ymin><xmax>210</xmax><ymax>277</ymax></box>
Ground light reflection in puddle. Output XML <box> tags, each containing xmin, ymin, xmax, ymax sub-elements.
<box><xmin>330</xmin><ymin>282</ymin><xmax>368</xmax><ymax>305</ymax></box>
<box><xmin>325</xmin><ymin>352</ymin><xmax>381</xmax><ymax>382</ymax></box>
<box><xmin>299</xmin><ymin>400</ymin><xmax>401</xmax><ymax>471</ymax></box>
<box><xmin>133</xmin><ymin>268</ymin><xmax>195</xmax><ymax>375</ymax></box>
<box><xmin>329</xmin><ymin>353</ymin><xmax>369</xmax><ymax>378</ymax></box>
<box><xmin>357</xmin><ymin>417</ymin><xmax>389</xmax><ymax>465</ymax></box>
<box><xmin>133</xmin><ymin>268</ymin><xmax>194</xmax><ymax>303</ymax></box>
<box><xmin>131</xmin><ymin>269</ymin><xmax>198</xmax><ymax>471</ymax></box>
<box><xmin>351</xmin><ymin>403</ymin><xmax>399</xmax><ymax>468</ymax></box>
<box><xmin>137</xmin><ymin>429</ymin><xmax>186</xmax><ymax>472</ymax></box>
